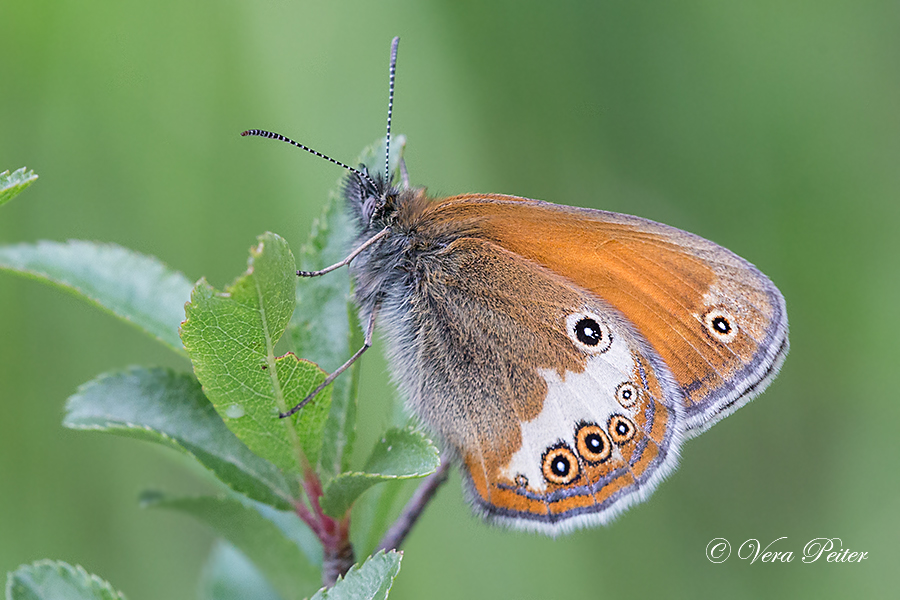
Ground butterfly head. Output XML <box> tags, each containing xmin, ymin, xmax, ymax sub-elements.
<box><xmin>345</xmin><ymin>167</ymin><xmax>400</xmax><ymax>227</ymax></box>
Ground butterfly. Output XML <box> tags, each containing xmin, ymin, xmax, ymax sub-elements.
<box><xmin>243</xmin><ymin>37</ymin><xmax>788</xmax><ymax>535</ymax></box>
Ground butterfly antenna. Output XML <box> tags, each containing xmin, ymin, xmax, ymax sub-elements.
<box><xmin>384</xmin><ymin>36</ymin><xmax>400</xmax><ymax>189</ymax></box>
<box><xmin>241</xmin><ymin>129</ymin><xmax>377</xmax><ymax>190</ymax></box>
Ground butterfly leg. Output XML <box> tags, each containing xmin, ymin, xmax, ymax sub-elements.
<box><xmin>279</xmin><ymin>305</ymin><xmax>379</xmax><ymax>418</ymax></box>
<box><xmin>296</xmin><ymin>227</ymin><xmax>390</xmax><ymax>277</ymax></box>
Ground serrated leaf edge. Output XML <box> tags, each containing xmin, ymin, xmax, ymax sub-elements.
<box><xmin>308</xmin><ymin>550</ymin><xmax>403</xmax><ymax>600</ymax></box>
<box><xmin>184</xmin><ymin>233</ymin><xmax>318</xmax><ymax>474</ymax></box>
<box><xmin>0</xmin><ymin>240</ymin><xmax>190</xmax><ymax>356</ymax></box>
<box><xmin>320</xmin><ymin>428</ymin><xmax>440</xmax><ymax>517</ymax></box>
<box><xmin>63</xmin><ymin>368</ymin><xmax>297</xmax><ymax>507</ymax></box>
<box><xmin>0</xmin><ymin>167</ymin><xmax>39</xmax><ymax>207</ymax></box>
<box><xmin>5</xmin><ymin>559</ymin><xmax>126</xmax><ymax>600</ymax></box>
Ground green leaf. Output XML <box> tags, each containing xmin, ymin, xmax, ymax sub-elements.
<box><xmin>0</xmin><ymin>241</ymin><xmax>192</xmax><ymax>355</ymax></box>
<box><xmin>142</xmin><ymin>492</ymin><xmax>319</xmax><ymax>600</ymax></box>
<box><xmin>64</xmin><ymin>367</ymin><xmax>297</xmax><ymax>509</ymax></box>
<box><xmin>180</xmin><ymin>232</ymin><xmax>332</xmax><ymax>474</ymax></box>
<box><xmin>350</xmin><ymin>480</ymin><xmax>406</xmax><ymax>560</ymax></box>
<box><xmin>199</xmin><ymin>541</ymin><xmax>283</xmax><ymax>600</ymax></box>
<box><xmin>0</xmin><ymin>167</ymin><xmax>38</xmax><ymax>208</ymax></box>
<box><xmin>309</xmin><ymin>551</ymin><xmax>402</xmax><ymax>600</ymax></box>
<box><xmin>240</xmin><ymin>497</ymin><xmax>323</xmax><ymax>568</ymax></box>
<box><xmin>350</xmin><ymin>418</ymin><xmax>421</xmax><ymax>556</ymax></box>
<box><xmin>320</xmin><ymin>428</ymin><xmax>440</xmax><ymax>518</ymax></box>
<box><xmin>291</xmin><ymin>196</ymin><xmax>361</xmax><ymax>481</ymax></box>
<box><xmin>6</xmin><ymin>560</ymin><xmax>126</xmax><ymax>600</ymax></box>
<box><xmin>290</xmin><ymin>135</ymin><xmax>406</xmax><ymax>480</ymax></box>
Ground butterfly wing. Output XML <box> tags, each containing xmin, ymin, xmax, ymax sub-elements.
<box><xmin>382</xmin><ymin>235</ymin><xmax>685</xmax><ymax>534</ymax></box>
<box><xmin>425</xmin><ymin>194</ymin><xmax>789</xmax><ymax>434</ymax></box>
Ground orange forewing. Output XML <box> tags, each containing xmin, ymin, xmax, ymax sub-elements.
<box><xmin>425</xmin><ymin>194</ymin><xmax>784</xmax><ymax>418</ymax></box>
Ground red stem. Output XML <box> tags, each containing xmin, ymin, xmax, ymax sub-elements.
<box><xmin>295</xmin><ymin>467</ymin><xmax>355</xmax><ymax>587</ymax></box>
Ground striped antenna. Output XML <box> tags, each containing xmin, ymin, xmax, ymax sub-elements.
<box><xmin>384</xmin><ymin>36</ymin><xmax>400</xmax><ymax>187</ymax></box>
<box><xmin>241</xmin><ymin>129</ymin><xmax>378</xmax><ymax>190</ymax></box>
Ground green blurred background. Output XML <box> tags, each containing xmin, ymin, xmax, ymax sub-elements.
<box><xmin>2</xmin><ymin>1</ymin><xmax>898</xmax><ymax>598</ymax></box>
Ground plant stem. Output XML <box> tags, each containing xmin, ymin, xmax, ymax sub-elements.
<box><xmin>376</xmin><ymin>455</ymin><xmax>452</xmax><ymax>552</ymax></box>
<box><xmin>322</xmin><ymin>515</ymin><xmax>354</xmax><ymax>587</ymax></box>
<box><xmin>293</xmin><ymin>497</ymin><xmax>324</xmax><ymax>539</ymax></box>
<box><xmin>299</xmin><ymin>454</ymin><xmax>450</xmax><ymax>586</ymax></box>
<box><xmin>297</xmin><ymin>467</ymin><xmax>356</xmax><ymax>587</ymax></box>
